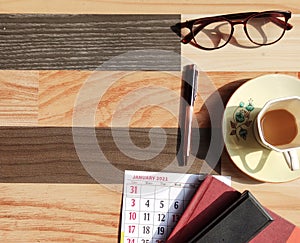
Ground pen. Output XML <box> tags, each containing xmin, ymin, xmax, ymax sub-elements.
<box><xmin>180</xmin><ymin>64</ymin><xmax>198</xmax><ymax>166</ymax></box>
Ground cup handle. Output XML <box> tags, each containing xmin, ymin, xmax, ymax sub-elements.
<box><xmin>283</xmin><ymin>150</ymin><xmax>300</xmax><ymax>171</ymax></box>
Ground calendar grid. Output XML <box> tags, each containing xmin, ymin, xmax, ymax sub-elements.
<box><xmin>120</xmin><ymin>171</ymin><xmax>205</xmax><ymax>243</ymax></box>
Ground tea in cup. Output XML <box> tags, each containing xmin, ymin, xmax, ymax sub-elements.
<box><xmin>254</xmin><ymin>96</ymin><xmax>300</xmax><ymax>170</ymax></box>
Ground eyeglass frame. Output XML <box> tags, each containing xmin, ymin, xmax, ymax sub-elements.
<box><xmin>171</xmin><ymin>10</ymin><xmax>293</xmax><ymax>50</ymax></box>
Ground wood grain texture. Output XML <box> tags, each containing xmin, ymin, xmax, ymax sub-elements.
<box><xmin>0</xmin><ymin>14</ymin><xmax>180</xmax><ymax>70</ymax></box>
<box><xmin>0</xmin><ymin>70</ymin><xmax>38</xmax><ymax>126</ymax></box>
<box><xmin>38</xmin><ymin>70</ymin><xmax>91</xmax><ymax>126</ymax></box>
<box><xmin>0</xmin><ymin>0</ymin><xmax>299</xmax><ymax>14</ymax></box>
<box><xmin>0</xmin><ymin>183</ymin><xmax>122</xmax><ymax>243</ymax></box>
<box><xmin>38</xmin><ymin>71</ymin><xmax>182</xmax><ymax>127</ymax></box>
<box><xmin>38</xmin><ymin>70</ymin><xmax>297</xmax><ymax>128</ymax></box>
<box><xmin>0</xmin><ymin>126</ymin><xmax>219</xmax><ymax>183</ymax></box>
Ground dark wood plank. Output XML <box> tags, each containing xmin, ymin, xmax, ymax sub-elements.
<box><xmin>0</xmin><ymin>14</ymin><xmax>180</xmax><ymax>70</ymax></box>
<box><xmin>0</xmin><ymin>127</ymin><xmax>220</xmax><ymax>183</ymax></box>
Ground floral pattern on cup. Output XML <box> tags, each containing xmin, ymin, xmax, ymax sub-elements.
<box><xmin>230</xmin><ymin>99</ymin><xmax>255</xmax><ymax>140</ymax></box>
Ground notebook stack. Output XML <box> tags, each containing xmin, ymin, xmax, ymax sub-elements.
<box><xmin>167</xmin><ymin>175</ymin><xmax>300</xmax><ymax>243</ymax></box>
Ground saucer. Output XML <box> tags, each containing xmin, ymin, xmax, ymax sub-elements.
<box><xmin>222</xmin><ymin>74</ymin><xmax>300</xmax><ymax>182</ymax></box>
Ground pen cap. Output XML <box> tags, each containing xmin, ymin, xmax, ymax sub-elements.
<box><xmin>182</xmin><ymin>64</ymin><xmax>198</xmax><ymax>105</ymax></box>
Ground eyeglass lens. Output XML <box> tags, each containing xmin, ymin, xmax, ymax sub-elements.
<box><xmin>192</xmin><ymin>20</ymin><xmax>232</xmax><ymax>49</ymax></box>
<box><xmin>246</xmin><ymin>13</ymin><xmax>287</xmax><ymax>45</ymax></box>
<box><xmin>190</xmin><ymin>12</ymin><xmax>287</xmax><ymax>50</ymax></box>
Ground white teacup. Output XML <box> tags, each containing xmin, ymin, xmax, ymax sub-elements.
<box><xmin>254</xmin><ymin>96</ymin><xmax>300</xmax><ymax>171</ymax></box>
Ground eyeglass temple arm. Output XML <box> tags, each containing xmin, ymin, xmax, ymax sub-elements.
<box><xmin>170</xmin><ymin>21</ymin><xmax>209</xmax><ymax>44</ymax></box>
<box><xmin>268</xmin><ymin>16</ymin><xmax>293</xmax><ymax>30</ymax></box>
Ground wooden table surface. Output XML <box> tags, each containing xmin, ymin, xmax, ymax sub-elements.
<box><xmin>0</xmin><ymin>1</ymin><xmax>300</xmax><ymax>242</ymax></box>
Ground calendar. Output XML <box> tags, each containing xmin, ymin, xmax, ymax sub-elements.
<box><xmin>120</xmin><ymin>170</ymin><xmax>231</xmax><ymax>243</ymax></box>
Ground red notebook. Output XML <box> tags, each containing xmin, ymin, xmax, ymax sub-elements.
<box><xmin>167</xmin><ymin>175</ymin><xmax>299</xmax><ymax>243</ymax></box>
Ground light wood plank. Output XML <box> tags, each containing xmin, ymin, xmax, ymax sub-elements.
<box><xmin>38</xmin><ymin>70</ymin><xmax>91</xmax><ymax>126</ymax></box>
<box><xmin>39</xmin><ymin>71</ymin><xmax>297</xmax><ymax>128</ymax></box>
<box><xmin>0</xmin><ymin>183</ymin><xmax>121</xmax><ymax>243</ymax></box>
<box><xmin>39</xmin><ymin>71</ymin><xmax>182</xmax><ymax>127</ymax></box>
<box><xmin>0</xmin><ymin>0</ymin><xmax>299</xmax><ymax>14</ymax></box>
<box><xmin>0</xmin><ymin>70</ymin><xmax>38</xmax><ymax>126</ymax></box>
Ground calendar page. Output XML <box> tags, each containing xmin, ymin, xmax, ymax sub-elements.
<box><xmin>120</xmin><ymin>170</ymin><xmax>231</xmax><ymax>243</ymax></box>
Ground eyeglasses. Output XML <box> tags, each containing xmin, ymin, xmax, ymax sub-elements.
<box><xmin>171</xmin><ymin>10</ymin><xmax>293</xmax><ymax>50</ymax></box>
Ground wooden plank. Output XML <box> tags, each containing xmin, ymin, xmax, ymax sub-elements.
<box><xmin>0</xmin><ymin>126</ymin><xmax>219</xmax><ymax>183</ymax></box>
<box><xmin>0</xmin><ymin>70</ymin><xmax>294</xmax><ymax>128</ymax></box>
<box><xmin>0</xmin><ymin>70</ymin><xmax>38</xmax><ymax>126</ymax></box>
<box><xmin>38</xmin><ymin>70</ymin><xmax>297</xmax><ymax>127</ymax></box>
<box><xmin>38</xmin><ymin>70</ymin><xmax>91</xmax><ymax>126</ymax></box>
<box><xmin>0</xmin><ymin>14</ymin><xmax>180</xmax><ymax>70</ymax></box>
<box><xmin>39</xmin><ymin>71</ymin><xmax>182</xmax><ymax>127</ymax></box>
<box><xmin>0</xmin><ymin>183</ymin><xmax>122</xmax><ymax>243</ymax></box>
<box><xmin>0</xmin><ymin>0</ymin><xmax>299</xmax><ymax>14</ymax></box>
<box><xmin>0</xmin><ymin>178</ymin><xmax>299</xmax><ymax>243</ymax></box>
